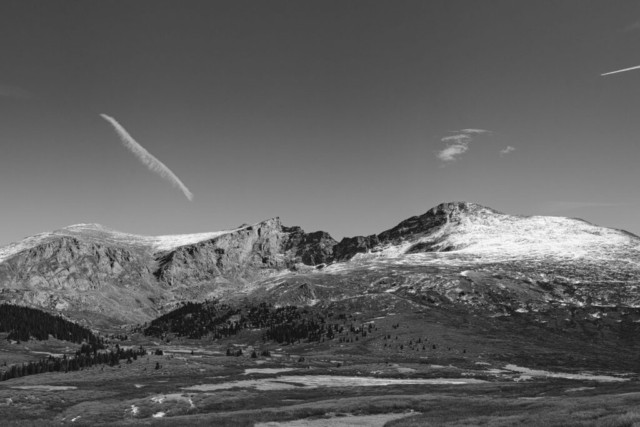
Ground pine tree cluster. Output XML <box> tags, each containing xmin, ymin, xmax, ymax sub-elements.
<box><xmin>143</xmin><ymin>300</ymin><xmax>381</xmax><ymax>346</ymax></box>
<box><xmin>0</xmin><ymin>304</ymin><xmax>100</xmax><ymax>344</ymax></box>
<box><xmin>0</xmin><ymin>346</ymin><xmax>146</xmax><ymax>382</ymax></box>
<box><xmin>143</xmin><ymin>300</ymin><xmax>311</xmax><ymax>341</ymax></box>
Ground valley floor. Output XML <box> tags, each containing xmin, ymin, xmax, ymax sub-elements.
<box><xmin>1</xmin><ymin>306</ymin><xmax>640</xmax><ymax>427</ymax></box>
<box><xmin>1</xmin><ymin>348</ymin><xmax>640</xmax><ymax>427</ymax></box>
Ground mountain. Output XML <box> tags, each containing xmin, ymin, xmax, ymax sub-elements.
<box><xmin>335</xmin><ymin>201</ymin><xmax>640</xmax><ymax>260</ymax></box>
<box><xmin>0</xmin><ymin>218</ymin><xmax>336</xmax><ymax>323</ymax></box>
<box><xmin>1</xmin><ymin>201</ymin><xmax>639</xmax><ymax>324</ymax></box>
<box><xmin>253</xmin><ymin>201</ymin><xmax>640</xmax><ymax>312</ymax></box>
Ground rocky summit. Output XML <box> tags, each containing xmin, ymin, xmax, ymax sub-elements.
<box><xmin>3</xmin><ymin>201</ymin><xmax>640</xmax><ymax>426</ymax></box>
<box><xmin>0</xmin><ymin>201</ymin><xmax>639</xmax><ymax>324</ymax></box>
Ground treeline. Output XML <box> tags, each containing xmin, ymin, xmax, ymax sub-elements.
<box><xmin>265</xmin><ymin>318</ymin><xmax>376</xmax><ymax>345</ymax></box>
<box><xmin>142</xmin><ymin>301</ymin><xmax>310</xmax><ymax>341</ymax></box>
<box><xmin>1</xmin><ymin>346</ymin><xmax>146</xmax><ymax>382</ymax></box>
<box><xmin>143</xmin><ymin>300</ymin><xmax>381</xmax><ymax>346</ymax></box>
<box><xmin>142</xmin><ymin>300</ymin><xmax>470</xmax><ymax>357</ymax></box>
<box><xmin>142</xmin><ymin>300</ymin><xmax>241</xmax><ymax>340</ymax></box>
<box><xmin>0</xmin><ymin>304</ymin><xmax>100</xmax><ymax>344</ymax></box>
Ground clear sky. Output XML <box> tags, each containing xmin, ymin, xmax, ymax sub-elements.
<box><xmin>1</xmin><ymin>1</ymin><xmax>640</xmax><ymax>245</ymax></box>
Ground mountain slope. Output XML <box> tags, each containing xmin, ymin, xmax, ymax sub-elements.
<box><xmin>252</xmin><ymin>202</ymin><xmax>640</xmax><ymax>316</ymax></box>
<box><xmin>0</xmin><ymin>218</ymin><xmax>336</xmax><ymax>322</ymax></box>
<box><xmin>1</xmin><ymin>201</ymin><xmax>639</xmax><ymax>325</ymax></box>
<box><xmin>335</xmin><ymin>201</ymin><xmax>640</xmax><ymax>261</ymax></box>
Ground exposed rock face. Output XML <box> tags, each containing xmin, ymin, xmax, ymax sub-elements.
<box><xmin>334</xmin><ymin>201</ymin><xmax>640</xmax><ymax>260</ymax></box>
<box><xmin>154</xmin><ymin>218</ymin><xmax>337</xmax><ymax>290</ymax></box>
<box><xmin>0</xmin><ymin>218</ymin><xmax>337</xmax><ymax>322</ymax></box>
<box><xmin>333</xmin><ymin>235</ymin><xmax>380</xmax><ymax>261</ymax></box>
<box><xmin>377</xmin><ymin>202</ymin><xmax>498</xmax><ymax>243</ymax></box>
<box><xmin>334</xmin><ymin>202</ymin><xmax>500</xmax><ymax>260</ymax></box>
<box><xmin>282</xmin><ymin>227</ymin><xmax>337</xmax><ymax>266</ymax></box>
<box><xmin>154</xmin><ymin>218</ymin><xmax>287</xmax><ymax>287</ymax></box>
<box><xmin>0</xmin><ymin>235</ymin><xmax>160</xmax><ymax>322</ymax></box>
<box><xmin>2</xmin><ymin>237</ymin><xmax>149</xmax><ymax>290</ymax></box>
<box><xmin>1</xmin><ymin>201</ymin><xmax>640</xmax><ymax>324</ymax></box>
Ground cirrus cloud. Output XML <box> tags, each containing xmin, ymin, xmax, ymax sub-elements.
<box><xmin>436</xmin><ymin>129</ymin><xmax>490</xmax><ymax>163</ymax></box>
<box><xmin>457</xmin><ymin>129</ymin><xmax>491</xmax><ymax>134</ymax></box>
<box><xmin>500</xmin><ymin>146</ymin><xmax>515</xmax><ymax>156</ymax></box>
<box><xmin>437</xmin><ymin>144</ymin><xmax>470</xmax><ymax>162</ymax></box>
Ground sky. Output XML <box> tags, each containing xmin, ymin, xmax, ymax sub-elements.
<box><xmin>1</xmin><ymin>0</ymin><xmax>640</xmax><ymax>245</ymax></box>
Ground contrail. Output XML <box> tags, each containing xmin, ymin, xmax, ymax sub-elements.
<box><xmin>601</xmin><ymin>65</ymin><xmax>640</xmax><ymax>76</ymax></box>
<box><xmin>100</xmin><ymin>114</ymin><xmax>194</xmax><ymax>201</ymax></box>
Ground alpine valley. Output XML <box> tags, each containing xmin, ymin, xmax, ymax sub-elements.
<box><xmin>2</xmin><ymin>202</ymin><xmax>640</xmax><ymax>427</ymax></box>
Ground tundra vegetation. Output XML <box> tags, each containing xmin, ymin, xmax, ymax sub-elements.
<box><xmin>1</xmin><ymin>299</ymin><xmax>639</xmax><ymax>426</ymax></box>
<box><xmin>2</xmin><ymin>203</ymin><xmax>640</xmax><ymax>425</ymax></box>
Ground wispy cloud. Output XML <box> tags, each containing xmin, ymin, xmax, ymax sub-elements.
<box><xmin>441</xmin><ymin>134</ymin><xmax>471</xmax><ymax>143</ymax></box>
<box><xmin>500</xmin><ymin>146</ymin><xmax>515</xmax><ymax>156</ymax></box>
<box><xmin>0</xmin><ymin>84</ymin><xmax>34</xmax><ymax>100</ymax></box>
<box><xmin>100</xmin><ymin>114</ymin><xmax>194</xmax><ymax>201</ymax></box>
<box><xmin>601</xmin><ymin>64</ymin><xmax>640</xmax><ymax>76</ymax></box>
<box><xmin>436</xmin><ymin>129</ymin><xmax>490</xmax><ymax>163</ymax></box>
<box><xmin>437</xmin><ymin>144</ymin><xmax>470</xmax><ymax>162</ymax></box>
<box><xmin>458</xmin><ymin>129</ymin><xmax>491</xmax><ymax>134</ymax></box>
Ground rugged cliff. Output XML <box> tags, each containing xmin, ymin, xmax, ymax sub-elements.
<box><xmin>1</xmin><ymin>202</ymin><xmax>639</xmax><ymax>324</ymax></box>
<box><xmin>152</xmin><ymin>218</ymin><xmax>337</xmax><ymax>300</ymax></box>
<box><xmin>0</xmin><ymin>218</ymin><xmax>337</xmax><ymax>322</ymax></box>
<box><xmin>333</xmin><ymin>202</ymin><xmax>501</xmax><ymax>260</ymax></box>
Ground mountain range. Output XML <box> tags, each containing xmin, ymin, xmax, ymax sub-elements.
<box><xmin>1</xmin><ymin>201</ymin><xmax>639</xmax><ymax>325</ymax></box>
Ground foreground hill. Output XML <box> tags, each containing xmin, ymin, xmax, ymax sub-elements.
<box><xmin>0</xmin><ymin>202</ymin><xmax>639</xmax><ymax>323</ymax></box>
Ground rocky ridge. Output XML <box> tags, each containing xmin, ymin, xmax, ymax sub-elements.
<box><xmin>0</xmin><ymin>218</ymin><xmax>336</xmax><ymax>322</ymax></box>
<box><xmin>1</xmin><ymin>202</ymin><xmax>639</xmax><ymax>324</ymax></box>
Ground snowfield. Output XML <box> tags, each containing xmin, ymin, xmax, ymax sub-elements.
<box><xmin>326</xmin><ymin>205</ymin><xmax>640</xmax><ymax>270</ymax></box>
<box><xmin>419</xmin><ymin>211</ymin><xmax>637</xmax><ymax>259</ymax></box>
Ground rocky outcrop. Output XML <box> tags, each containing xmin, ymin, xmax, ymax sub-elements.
<box><xmin>333</xmin><ymin>235</ymin><xmax>380</xmax><ymax>261</ymax></box>
<box><xmin>0</xmin><ymin>236</ymin><xmax>152</xmax><ymax>290</ymax></box>
<box><xmin>333</xmin><ymin>202</ymin><xmax>495</xmax><ymax>260</ymax></box>
<box><xmin>155</xmin><ymin>218</ymin><xmax>288</xmax><ymax>287</ymax></box>
<box><xmin>283</xmin><ymin>227</ymin><xmax>337</xmax><ymax>265</ymax></box>
<box><xmin>331</xmin><ymin>201</ymin><xmax>640</xmax><ymax>261</ymax></box>
<box><xmin>377</xmin><ymin>202</ymin><xmax>498</xmax><ymax>243</ymax></box>
<box><xmin>0</xmin><ymin>236</ymin><xmax>161</xmax><ymax>322</ymax></box>
<box><xmin>2</xmin><ymin>201</ymin><xmax>639</xmax><ymax>324</ymax></box>
<box><xmin>153</xmin><ymin>218</ymin><xmax>338</xmax><ymax>288</ymax></box>
<box><xmin>0</xmin><ymin>217</ymin><xmax>338</xmax><ymax>322</ymax></box>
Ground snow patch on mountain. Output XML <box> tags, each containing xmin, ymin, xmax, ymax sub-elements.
<box><xmin>0</xmin><ymin>222</ymin><xmax>254</xmax><ymax>262</ymax></box>
<box><xmin>336</xmin><ymin>204</ymin><xmax>640</xmax><ymax>267</ymax></box>
<box><xmin>421</xmin><ymin>213</ymin><xmax>637</xmax><ymax>259</ymax></box>
<box><xmin>60</xmin><ymin>223</ymin><xmax>250</xmax><ymax>251</ymax></box>
<box><xmin>0</xmin><ymin>232</ymin><xmax>58</xmax><ymax>263</ymax></box>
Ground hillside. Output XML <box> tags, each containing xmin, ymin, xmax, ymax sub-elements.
<box><xmin>335</xmin><ymin>201</ymin><xmax>640</xmax><ymax>261</ymax></box>
<box><xmin>0</xmin><ymin>202</ymin><xmax>639</xmax><ymax>324</ymax></box>
<box><xmin>0</xmin><ymin>218</ymin><xmax>336</xmax><ymax>323</ymax></box>
<box><xmin>2</xmin><ymin>202</ymin><xmax>640</xmax><ymax>426</ymax></box>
